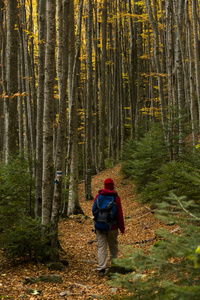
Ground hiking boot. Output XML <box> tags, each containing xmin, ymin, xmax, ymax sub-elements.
<box><xmin>98</xmin><ymin>269</ymin><xmax>106</xmax><ymax>277</ymax></box>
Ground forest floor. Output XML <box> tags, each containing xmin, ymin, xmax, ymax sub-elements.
<box><xmin>0</xmin><ymin>164</ymin><xmax>176</xmax><ymax>299</ymax></box>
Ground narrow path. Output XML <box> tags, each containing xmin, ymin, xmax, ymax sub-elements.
<box><xmin>0</xmin><ymin>164</ymin><xmax>171</xmax><ymax>299</ymax></box>
<box><xmin>58</xmin><ymin>164</ymin><xmax>167</xmax><ymax>299</ymax></box>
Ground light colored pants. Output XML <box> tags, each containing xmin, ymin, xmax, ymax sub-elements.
<box><xmin>96</xmin><ymin>229</ymin><xmax>118</xmax><ymax>271</ymax></box>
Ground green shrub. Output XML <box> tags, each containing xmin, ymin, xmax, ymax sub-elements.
<box><xmin>140</xmin><ymin>160</ymin><xmax>200</xmax><ymax>205</ymax></box>
<box><xmin>1</xmin><ymin>217</ymin><xmax>50</xmax><ymax>261</ymax></box>
<box><xmin>0</xmin><ymin>158</ymin><xmax>34</xmax><ymax>231</ymax></box>
<box><xmin>121</xmin><ymin>125</ymin><xmax>169</xmax><ymax>192</ymax></box>
<box><xmin>0</xmin><ymin>158</ymin><xmax>48</xmax><ymax>261</ymax></box>
<box><xmin>109</xmin><ymin>194</ymin><xmax>200</xmax><ymax>299</ymax></box>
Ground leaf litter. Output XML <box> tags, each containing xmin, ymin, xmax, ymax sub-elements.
<box><xmin>0</xmin><ymin>164</ymin><xmax>175</xmax><ymax>299</ymax></box>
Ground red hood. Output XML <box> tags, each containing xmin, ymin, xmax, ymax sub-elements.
<box><xmin>98</xmin><ymin>189</ymin><xmax>117</xmax><ymax>196</ymax></box>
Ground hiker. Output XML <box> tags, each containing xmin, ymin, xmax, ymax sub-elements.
<box><xmin>92</xmin><ymin>178</ymin><xmax>125</xmax><ymax>276</ymax></box>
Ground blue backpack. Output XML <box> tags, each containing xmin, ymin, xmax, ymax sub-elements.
<box><xmin>92</xmin><ymin>194</ymin><xmax>117</xmax><ymax>232</ymax></box>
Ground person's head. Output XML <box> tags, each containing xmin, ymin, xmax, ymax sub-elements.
<box><xmin>104</xmin><ymin>178</ymin><xmax>114</xmax><ymax>190</ymax></box>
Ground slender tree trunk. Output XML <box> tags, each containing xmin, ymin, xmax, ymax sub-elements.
<box><xmin>111</xmin><ymin>0</ymin><xmax>118</xmax><ymax>164</ymax></box>
<box><xmin>85</xmin><ymin>0</ymin><xmax>93</xmax><ymax>200</ymax></box>
<box><xmin>51</xmin><ymin>0</ymin><xmax>70</xmax><ymax>260</ymax></box>
<box><xmin>145</xmin><ymin>0</ymin><xmax>166</xmax><ymax>127</ymax></box>
<box><xmin>119</xmin><ymin>2</ymin><xmax>125</xmax><ymax>151</ymax></box>
<box><xmin>21</xmin><ymin>0</ymin><xmax>34</xmax><ymax>158</ymax></box>
<box><xmin>29</xmin><ymin>0</ymin><xmax>37</xmax><ymax>155</ymax></box>
<box><xmin>186</xmin><ymin>0</ymin><xmax>198</xmax><ymax>145</ymax></box>
<box><xmin>42</xmin><ymin>0</ymin><xmax>56</xmax><ymax>227</ymax></box>
<box><xmin>128</xmin><ymin>0</ymin><xmax>137</xmax><ymax>140</ymax></box>
<box><xmin>173</xmin><ymin>0</ymin><xmax>185</xmax><ymax>154</ymax></box>
<box><xmin>165</xmin><ymin>0</ymin><xmax>174</xmax><ymax>159</ymax></box>
<box><xmin>107</xmin><ymin>6</ymin><xmax>113</xmax><ymax>160</ymax></box>
<box><xmin>92</xmin><ymin>0</ymin><xmax>99</xmax><ymax>173</ymax></box>
<box><xmin>0</xmin><ymin>0</ymin><xmax>5</xmax><ymax>159</ymax></box>
<box><xmin>99</xmin><ymin>0</ymin><xmax>107</xmax><ymax>170</ymax></box>
<box><xmin>18</xmin><ymin>47</ymin><xmax>24</xmax><ymax>156</ymax></box>
<box><xmin>5</xmin><ymin>0</ymin><xmax>18</xmax><ymax>162</ymax></box>
<box><xmin>35</xmin><ymin>0</ymin><xmax>46</xmax><ymax>218</ymax></box>
<box><xmin>135</xmin><ymin>1</ymin><xmax>144</xmax><ymax>136</ymax></box>
<box><xmin>57</xmin><ymin>0</ymin><xmax>63</xmax><ymax>97</ymax></box>
<box><xmin>67</xmin><ymin>0</ymin><xmax>83</xmax><ymax>216</ymax></box>
<box><xmin>192</xmin><ymin>0</ymin><xmax>200</xmax><ymax>129</ymax></box>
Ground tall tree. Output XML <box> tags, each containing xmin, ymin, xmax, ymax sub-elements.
<box><xmin>135</xmin><ymin>1</ymin><xmax>144</xmax><ymax>136</ymax></box>
<box><xmin>145</xmin><ymin>0</ymin><xmax>166</xmax><ymax>127</ymax></box>
<box><xmin>51</xmin><ymin>0</ymin><xmax>70</xmax><ymax>260</ymax></box>
<box><xmin>99</xmin><ymin>0</ymin><xmax>107</xmax><ymax>170</ymax></box>
<box><xmin>84</xmin><ymin>0</ymin><xmax>93</xmax><ymax>200</ymax></box>
<box><xmin>21</xmin><ymin>0</ymin><xmax>35</xmax><ymax>158</ymax></box>
<box><xmin>186</xmin><ymin>0</ymin><xmax>198</xmax><ymax>146</ymax></box>
<box><xmin>67</xmin><ymin>0</ymin><xmax>83</xmax><ymax>216</ymax></box>
<box><xmin>128</xmin><ymin>0</ymin><xmax>137</xmax><ymax>139</ymax></box>
<box><xmin>5</xmin><ymin>0</ymin><xmax>18</xmax><ymax>162</ymax></box>
<box><xmin>35</xmin><ymin>0</ymin><xmax>46</xmax><ymax>218</ymax></box>
<box><xmin>0</xmin><ymin>0</ymin><xmax>5</xmax><ymax>159</ymax></box>
<box><xmin>42</xmin><ymin>0</ymin><xmax>56</xmax><ymax>227</ymax></box>
<box><xmin>172</xmin><ymin>0</ymin><xmax>186</xmax><ymax>154</ymax></box>
<box><xmin>192</xmin><ymin>0</ymin><xmax>200</xmax><ymax>129</ymax></box>
<box><xmin>92</xmin><ymin>0</ymin><xmax>100</xmax><ymax>173</ymax></box>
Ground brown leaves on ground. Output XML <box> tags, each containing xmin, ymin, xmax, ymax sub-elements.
<box><xmin>0</xmin><ymin>164</ymin><xmax>174</xmax><ymax>299</ymax></box>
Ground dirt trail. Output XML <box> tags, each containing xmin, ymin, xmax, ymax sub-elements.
<box><xmin>0</xmin><ymin>164</ymin><xmax>169</xmax><ymax>299</ymax></box>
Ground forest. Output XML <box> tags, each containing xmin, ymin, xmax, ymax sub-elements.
<box><xmin>1</xmin><ymin>0</ymin><xmax>200</xmax><ymax>298</ymax></box>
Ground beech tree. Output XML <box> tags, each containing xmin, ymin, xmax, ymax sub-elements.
<box><xmin>5</xmin><ymin>0</ymin><xmax>18</xmax><ymax>162</ymax></box>
<box><xmin>51</xmin><ymin>0</ymin><xmax>70</xmax><ymax>259</ymax></box>
<box><xmin>42</xmin><ymin>0</ymin><xmax>56</xmax><ymax>227</ymax></box>
<box><xmin>35</xmin><ymin>0</ymin><xmax>46</xmax><ymax>218</ymax></box>
<box><xmin>67</xmin><ymin>0</ymin><xmax>83</xmax><ymax>216</ymax></box>
<box><xmin>84</xmin><ymin>0</ymin><xmax>93</xmax><ymax>200</ymax></box>
<box><xmin>99</xmin><ymin>0</ymin><xmax>107</xmax><ymax>171</ymax></box>
<box><xmin>0</xmin><ymin>0</ymin><xmax>5</xmax><ymax>158</ymax></box>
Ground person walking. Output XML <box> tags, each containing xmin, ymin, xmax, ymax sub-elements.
<box><xmin>92</xmin><ymin>178</ymin><xmax>125</xmax><ymax>276</ymax></box>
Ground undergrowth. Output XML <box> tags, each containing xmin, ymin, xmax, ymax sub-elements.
<box><xmin>115</xmin><ymin>126</ymin><xmax>200</xmax><ymax>299</ymax></box>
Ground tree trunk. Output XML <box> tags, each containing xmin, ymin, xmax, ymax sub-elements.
<box><xmin>42</xmin><ymin>0</ymin><xmax>56</xmax><ymax>227</ymax></box>
<box><xmin>85</xmin><ymin>0</ymin><xmax>93</xmax><ymax>200</ymax></box>
<box><xmin>99</xmin><ymin>0</ymin><xmax>107</xmax><ymax>170</ymax></box>
<box><xmin>173</xmin><ymin>0</ymin><xmax>186</xmax><ymax>154</ymax></box>
<box><xmin>67</xmin><ymin>0</ymin><xmax>83</xmax><ymax>216</ymax></box>
<box><xmin>21</xmin><ymin>0</ymin><xmax>34</xmax><ymax>158</ymax></box>
<box><xmin>0</xmin><ymin>0</ymin><xmax>5</xmax><ymax>159</ymax></box>
<box><xmin>165</xmin><ymin>0</ymin><xmax>174</xmax><ymax>159</ymax></box>
<box><xmin>51</xmin><ymin>0</ymin><xmax>70</xmax><ymax>260</ymax></box>
<box><xmin>5</xmin><ymin>0</ymin><xmax>18</xmax><ymax>162</ymax></box>
<box><xmin>135</xmin><ymin>1</ymin><xmax>144</xmax><ymax>137</ymax></box>
<box><xmin>145</xmin><ymin>0</ymin><xmax>166</xmax><ymax>127</ymax></box>
<box><xmin>18</xmin><ymin>45</ymin><xmax>24</xmax><ymax>156</ymax></box>
<box><xmin>35</xmin><ymin>0</ymin><xmax>46</xmax><ymax>218</ymax></box>
<box><xmin>186</xmin><ymin>0</ymin><xmax>198</xmax><ymax>146</ymax></box>
<box><xmin>192</xmin><ymin>0</ymin><xmax>200</xmax><ymax>129</ymax></box>
<box><xmin>92</xmin><ymin>0</ymin><xmax>100</xmax><ymax>173</ymax></box>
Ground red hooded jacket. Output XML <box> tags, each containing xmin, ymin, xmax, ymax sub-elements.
<box><xmin>93</xmin><ymin>189</ymin><xmax>125</xmax><ymax>234</ymax></box>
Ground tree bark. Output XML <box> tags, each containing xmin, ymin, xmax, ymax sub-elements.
<box><xmin>192</xmin><ymin>0</ymin><xmax>200</xmax><ymax>129</ymax></box>
<box><xmin>172</xmin><ymin>0</ymin><xmax>186</xmax><ymax>154</ymax></box>
<box><xmin>85</xmin><ymin>0</ymin><xmax>93</xmax><ymax>200</ymax></box>
<box><xmin>42</xmin><ymin>0</ymin><xmax>56</xmax><ymax>227</ymax></box>
<box><xmin>99</xmin><ymin>0</ymin><xmax>107</xmax><ymax>170</ymax></box>
<box><xmin>35</xmin><ymin>0</ymin><xmax>46</xmax><ymax>218</ymax></box>
<box><xmin>67</xmin><ymin>0</ymin><xmax>83</xmax><ymax>216</ymax></box>
<box><xmin>5</xmin><ymin>0</ymin><xmax>18</xmax><ymax>162</ymax></box>
<box><xmin>145</xmin><ymin>0</ymin><xmax>166</xmax><ymax>127</ymax></box>
<box><xmin>51</xmin><ymin>0</ymin><xmax>70</xmax><ymax>260</ymax></box>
